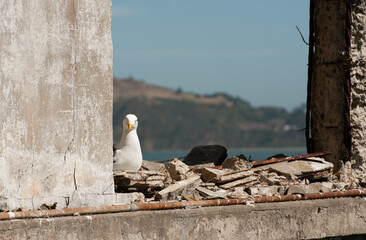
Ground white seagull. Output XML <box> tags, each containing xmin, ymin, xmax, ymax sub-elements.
<box><xmin>113</xmin><ymin>114</ymin><xmax>143</xmax><ymax>171</ymax></box>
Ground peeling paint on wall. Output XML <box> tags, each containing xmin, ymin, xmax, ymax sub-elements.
<box><xmin>0</xmin><ymin>0</ymin><xmax>114</xmax><ymax>210</ymax></box>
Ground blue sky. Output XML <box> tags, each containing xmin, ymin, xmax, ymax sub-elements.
<box><xmin>112</xmin><ymin>1</ymin><xmax>310</xmax><ymax>110</ymax></box>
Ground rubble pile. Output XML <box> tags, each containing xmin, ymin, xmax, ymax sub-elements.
<box><xmin>113</xmin><ymin>153</ymin><xmax>364</xmax><ymax>203</ymax></box>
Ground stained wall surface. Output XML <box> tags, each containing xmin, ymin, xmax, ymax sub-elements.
<box><xmin>351</xmin><ymin>0</ymin><xmax>366</xmax><ymax>183</ymax></box>
<box><xmin>309</xmin><ymin>1</ymin><xmax>350</xmax><ymax>171</ymax></box>
<box><xmin>0</xmin><ymin>0</ymin><xmax>114</xmax><ymax>210</ymax></box>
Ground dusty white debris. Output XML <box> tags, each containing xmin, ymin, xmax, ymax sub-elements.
<box><xmin>196</xmin><ymin>186</ymin><xmax>228</xmax><ymax>199</ymax></box>
<box><xmin>201</xmin><ymin>167</ymin><xmax>254</xmax><ymax>184</ymax></box>
<box><xmin>141</xmin><ymin>160</ymin><xmax>166</xmax><ymax>172</ymax></box>
<box><xmin>114</xmin><ymin>192</ymin><xmax>145</xmax><ymax>205</ymax></box>
<box><xmin>219</xmin><ymin>175</ymin><xmax>259</xmax><ymax>189</ymax></box>
<box><xmin>112</xmin><ymin>157</ymin><xmax>365</xmax><ymax>203</ymax></box>
<box><xmin>155</xmin><ymin>174</ymin><xmax>201</xmax><ymax>201</ymax></box>
<box><xmin>249</xmin><ymin>186</ymin><xmax>286</xmax><ymax>196</ymax></box>
<box><xmin>269</xmin><ymin>158</ymin><xmax>334</xmax><ymax>180</ymax></box>
<box><xmin>114</xmin><ymin>170</ymin><xmax>166</xmax><ymax>194</ymax></box>
<box><xmin>189</xmin><ymin>163</ymin><xmax>215</xmax><ymax>173</ymax></box>
<box><xmin>222</xmin><ymin>156</ymin><xmax>250</xmax><ymax>171</ymax></box>
<box><xmin>227</xmin><ymin>187</ymin><xmax>250</xmax><ymax>199</ymax></box>
<box><xmin>166</xmin><ymin>158</ymin><xmax>191</xmax><ymax>181</ymax></box>
<box><xmin>286</xmin><ymin>182</ymin><xmax>333</xmax><ymax>195</ymax></box>
<box><xmin>259</xmin><ymin>171</ymin><xmax>289</xmax><ymax>186</ymax></box>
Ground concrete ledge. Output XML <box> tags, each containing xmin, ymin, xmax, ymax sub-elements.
<box><xmin>0</xmin><ymin>198</ymin><xmax>365</xmax><ymax>240</ymax></box>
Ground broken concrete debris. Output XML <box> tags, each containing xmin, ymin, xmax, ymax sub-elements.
<box><xmin>249</xmin><ymin>185</ymin><xmax>286</xmax><ymax>196</ymax></box>
<box><xmin>222</xmin><ymin>156</ymin><xmax>250</xmax><ymax>171</ymax></box>
<box><xmin>166</xmin><ymin>158</ymin><xmax>190</xmax><ymax>181</ymax></box>
<box><xmin>201</xmin><ymin>167</ymin><xmax>254</xmax><ymax>184</ymax></box>
<box><xmin>155</xmin><ymin>175</ymin><xmax>201</xmax><ymax>201</ymax></box>
<box><xmin>268</xmin><ymin>158</ymin><xmax>333</xmax><ymax>180</ymax></box>
<box><xmin>113</xmin><ymin>153</ymin><xmax>365</xmax><ymax>203</ymax></box>
<box><xmin>113</xmin><ymin>170</ymin><xmax>165</xmax><ymax>195</ymax></box>
<box><xmin>219</xmin><ymin>175</ymin><xmax>259</xmax><ymax>189</ymax></box>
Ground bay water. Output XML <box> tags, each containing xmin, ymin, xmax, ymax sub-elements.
<box><xmin>143</xmin><ymin>148</ymin><xmax>307</xmax><ymax>163</ymax></box>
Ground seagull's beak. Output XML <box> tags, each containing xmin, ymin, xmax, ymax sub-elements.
<box><xmin>128</xmin><ymin>123</ymin><xmax>132</xmax><ymax>130</ymax></box>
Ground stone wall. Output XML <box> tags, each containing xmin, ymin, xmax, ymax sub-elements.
<box><xmin>350</xmin><ymin>0</ymin><xmax>366</xmax><ymax>183</ymax></box>
<box><xmin>0</xmin><ymin>0</ymin><xmax>114</xmax><ymax>210</ymax></box>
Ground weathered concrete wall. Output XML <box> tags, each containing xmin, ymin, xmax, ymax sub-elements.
<box><xmin>0</xmin><ymin>198</ymin><xmax>365</xmax><ymax>240</ymax></box>
<box><xmin>350</xmin><ymin>1</ymin><xmax>366</xmax><ymax>183</ymax></box>
<box><xmin>0</xmin><ymin>0</ymin><xmax>114</xmax><ymax>210</ymax></box>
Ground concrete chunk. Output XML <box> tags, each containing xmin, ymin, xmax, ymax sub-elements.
<box><xmin>155</xmin><ymin>174</ymin><xmax>201</xmax><ymax>201</ymax></box>
<box><xmin>141</xmin><ymin>160</ymin><xmax>166</xmax><ymax>172</ymax></box>
<box><xmin>201</xmin><ymin>168</ymin><xmax>233</xmax><ymax>182</ymax></box>
<box><xmin>189</xmin><ymin>163</ymin><xmax>215</xmax><ymax>173</ymax></box>
<box><xmin>201</xmin><ymin>167</ymin><xmax>254</xmax><ymax>183</ymax></box>
<box><xmin>222</xmin><ymin>156</ymin><xmax>250</xmax><ymax>171</ymax></box>
<box><xmin>166</xmin><ymin>158</ymin><xmax>190</xmax><ymax>181</ymax></box>
<box><xmin>259</xmin><ymin>172</ymin><xmax>289</xmax><ymax>186</ymax></box>
<box><xmin>249</xmin><ymin>186</ymin><xmax>286</xmax><ymax>196</ymax></box>
<box><xmin>227</xmin><ymin>187</ymin><xmax>250</xmax><ymax>199</ymax></box>
<box><xmin>286</xmin><ymin>185</ymin><xmax>306</xmax><ymax>195</ymax></box>
<box><xmin>269</xmin><ymin>158</ymin><xmax>333</xmax><ymax>180</ymax></box>
<box><xmin>219</xmin><ymin>176</ymin><xmax>259</xmax><ymax>189</ymax></box>
<box><xmin>114</xmin><ymin>171</ymin><xmax>165</xmax><ymax>191</ymax></box>
<box><xmin>286</xmin><ymin>182</ymin><xmax>332</xmax><ymax>195</ymax></box>
<box><xmin>114</xmin><ymin>192</ymin><xmax>145</xmax><ymax>205</ymax></box>
<box><xmin>196</xmin><ymin>187</ymin><xmax>228</xmax><ymax>199</ymax></box>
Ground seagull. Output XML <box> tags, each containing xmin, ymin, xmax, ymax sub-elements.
<box><xmin>113</xmin><ymin>114</ymin><xmax>143</xmax><ymax>171</ymax></box>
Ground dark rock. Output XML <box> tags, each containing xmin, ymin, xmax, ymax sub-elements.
<box><xmin>183</xmin><ymin>145</ymin><xmax>227</xmax><ymax>166</ymax></box>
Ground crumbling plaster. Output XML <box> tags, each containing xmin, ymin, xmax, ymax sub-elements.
<box><xmin>351</xmin><ymin>0</ymin><xmax>366</xmax><ymax>183</ymax></box>
<box><xmin>0</xmin><ymin>0</ymin><xmax>114</xmax><ymax>210</ymax></box>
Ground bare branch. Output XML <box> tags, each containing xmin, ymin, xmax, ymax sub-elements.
<box><xmin>296</xmin><ymin>25</ymin><xmax>309</xmax><ymax>46</ymax></box>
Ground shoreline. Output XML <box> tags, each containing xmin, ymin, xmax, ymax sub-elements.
<box><xmin>143</xmin><ymin>146</ymin><xmax>307</xmax><ymax>153</ymax></box>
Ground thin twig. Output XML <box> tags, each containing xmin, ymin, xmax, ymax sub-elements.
<box><xmin>296</xmin><ymin>25</ymin><xmax>309</xmax><ymax>46</ymax></box>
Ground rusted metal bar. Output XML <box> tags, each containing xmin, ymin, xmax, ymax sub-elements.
<box><xmin>0</xmin><ymin>204</ymin><xmax>132</xmax><ymax>221</ymax></box>
<box><xmin>253</xmin><ymin>189</ymin><xmax>365</xmax><ymax>203</ymax></box>
<box><xmin>251</xmin><ymin>151</ymin><xmax>330</xmax><ymax>167</ymax></box>
<box><xmin>1</xmin><ymin>189</ymin><xmax>365</xmax><ymax>221</ymax></box>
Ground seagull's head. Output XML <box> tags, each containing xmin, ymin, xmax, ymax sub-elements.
<box><xmin>123</xmin><ymin>114</ymin><xmax>138</xmax><ymax>131</ymax></box>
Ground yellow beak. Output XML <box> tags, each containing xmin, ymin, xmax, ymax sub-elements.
<box><xmin>128</xmin><ymin>123</ymin><xmax>132</xmax><ymax>130</ymax></box>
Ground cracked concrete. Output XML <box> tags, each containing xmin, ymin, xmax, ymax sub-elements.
<box><xmin>351</xmin><ymin>0</ymin><xmax>366</xmax><ymax>184</ymax></box>
<box><xmin>0</xmin><ymin>0</ymin><xmax>114</xmax><ymax>211</ymax></box>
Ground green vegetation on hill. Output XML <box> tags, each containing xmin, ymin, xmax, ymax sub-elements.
<box><xmin>113</xmin><ymin>78</ymin><xmax>306</xmax><ymax>150</ymax></box>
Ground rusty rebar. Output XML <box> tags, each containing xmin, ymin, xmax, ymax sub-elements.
<box><xmin>251</xmin><ymin>151</ymin><xmax>330</xmax><ymax>167</ymax></box>
<box><xmin>0</xmin><ymin>189</ymin><xmax>365</xmax><ymax>221</ymax></box>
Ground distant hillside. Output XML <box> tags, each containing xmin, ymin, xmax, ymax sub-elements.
<box><xmin>113</xmin><ymin>77</ymin><xmax>306</xmax><ymax>150</ymax></box>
